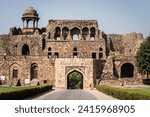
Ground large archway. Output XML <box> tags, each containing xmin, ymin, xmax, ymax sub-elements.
<box><xmin>67</xmin><ymin>70</ymin><xmax>83</xmax><ymax>89</ymax></box>
<box><xmin>121</xmin><ymin>63</ymin><xmax>134</xmax><ymax>78</ymax></box>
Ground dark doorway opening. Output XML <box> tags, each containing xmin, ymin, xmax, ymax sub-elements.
<box><xmin>30</xmin><ymin>63</ymin><xmax>38</xmax><ymax>80</ymax></box>
<box><xmin>67</xmin><ymin>71</ymin><xmax>83</xmax><ymax>89</ymax></box>
<box><xmin>22</xmin><ymin>44</ymin><xmax>30</xmax><ymax>55</ymax></box>
<box><xmin>121</xmin><ymin>63</ymin><xmax>134</xmax><ymax>78</ymax></box>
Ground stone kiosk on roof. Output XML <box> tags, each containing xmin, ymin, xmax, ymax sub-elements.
<box><xmin>22</xmin><ymin>7</ymin><xmax>40</xmax><ymax>34</ymax></box>
<box><xmin>0</xmin><ymin>7</ymin><xmax>144</xmax><ymax>88</ymax></box>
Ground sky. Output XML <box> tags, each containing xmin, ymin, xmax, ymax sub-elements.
<box><xmin>0</xmin><ymin>0</ymin><xmax>149</xmax><ymax>37</ymax></box>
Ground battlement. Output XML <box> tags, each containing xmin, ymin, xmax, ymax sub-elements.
<box><xmin>48</xmin><ymin>20</ymin><xmax>98</xmax><ymax>29</ymax></box>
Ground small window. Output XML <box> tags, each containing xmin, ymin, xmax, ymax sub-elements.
<box><xmin>73</xmin><ymin>52</ymin><xmax>78</xmax><ymax>58</ymax></box>
<box><xmin>54</xmin><ymin>52</ymin><xmax>59</xmax><ymax>58</ymax></box>
<box><xmin>44</xmin><ymin>80</ymin><xmax>47</xmax><ymax>84</ymax></box>
<box><xmin>48</xmin><ymin>47</ymin><xmax>51</xmax><ymax>51</ymax></box>
<box><xmin>99</xmin><ymin>48</ymin><xmax>103</xmax><ymax>51</ymax></box>
<box><xmin>48</xmin><ymin>52</ymin><xmax>52</xmax><ymax>56</ymax></box>
<box><xmin>73</xmin><ymin>47</ymin><xmax>78</xmax><ymax>58</ymax></box>
<box><xmin>73</xmin><ymin>47</ymin><xmax>77</xmax><ymax>51</ymax></box>
<box><xmin>48</xmin><ymin>47</ymin><xmax>52</xmax><ymax>58</ymax></box>
<box><xmin>92</xmin><ymin>53</ymin><xmax>96</xmax><ymax>59</ymax></box>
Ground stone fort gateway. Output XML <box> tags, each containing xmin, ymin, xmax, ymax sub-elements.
<box><xmin>0</xmin><ymin>7</ymin><xmax>145</xmax><ymax>89</ymax></box>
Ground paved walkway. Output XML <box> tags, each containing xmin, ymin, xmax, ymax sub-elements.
<box><xmin>32</xmin><ymin>88</ymin><xmax>117</xmax><ymax>100</ymax></box>
<box><xmin>85</xmin><ymin>88</ymin><xmax>117</xmax><ymax>100</ymax></box>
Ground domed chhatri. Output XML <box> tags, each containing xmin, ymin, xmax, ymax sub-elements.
<box><xmin>22</xmin><ymin>7</ymin><xmax>39</xmax><ymax>34</ymax></box>
<box><xmin>22</xmin><ymin>7</ymin><xmax>39</xmax><ymax>18</ymax></box>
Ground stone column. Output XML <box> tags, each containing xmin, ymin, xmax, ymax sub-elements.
<box><xmin>88</xmin><ymin>29</ymin><xmax>90</xmax><ymax>41</ymax></box>
<box><xmin>68</xmin><ymin>30</ymin><xmax>71</xmax><ymax>41</ymax></box>
<box><xmin>79</xmin><ymin>29</ymin><xmax>82</xmax><ymax>40</ymax></box>
<box><xmin>36</xmin><ymin>19</ymin><xmax>39</xmax><ymax>28</ymax></box>
<box><xmin>26</xmin><ymin>20</ymin><xmax>29</xmax><ymax>28</ymax></box>
<box><xmin>23</xmin><ymin>20</ymin><xmax>25</xmax><ymax>29</ymax></box>
<box><xmin>60</xmin><ymin>29</ymin><xmax>62</xmax><ymax>40</ymax></box>
<box><xmin>33</xmin><ymin>20</ymin><xmax>35</xmax><ymax>28</ymax></box>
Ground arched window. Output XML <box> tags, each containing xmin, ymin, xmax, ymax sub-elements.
<box><xmin>30</xmin><ymin>63</ymin><xmax>38</xmax><ymax>80</ymax></box>
<box><xmin>13</xmin><ymin>67</ymin><xmax>18</xmax><ymax>78</ymax></box>
<box><xmin>73</xmin><ymin>47</ymin><xmax>78</xmax><ymax>58</ymax></box>
<box><xmin>62</xmin><ymin>27</ymin><xmax>69</xmax><ymax>40</ymax></box>
<box><xmin>55</xmin><ymin>27</ymin><xmax>61</xmax><ymax>40</ymax></box>
<box><xmin>121</xmin><ymin>63</ymin><xmax>134</xmax><ymax>78</ymax></box>
<box><xmin>42</xmin><ymin>39</ymin><xmax>46</xmax><ymax>50</ymax></box>
<box><xmin>22</xmin><ymin>44</ymin><xmax>30</xmax><ymax>55</ymax></box>
<box><xmin>71</xmin><ymin>27</ymin><xmax>80</xmax><ymax>40</ymax></box>
<box><xmin>82</xmin><ymin>27</ymin><xmax>89</xmax><ymax>40</ymax></box>
<box><xmin>90</xmin><ymin>27</ymin><xmax>96</xmax><ymax>41</ymax></box>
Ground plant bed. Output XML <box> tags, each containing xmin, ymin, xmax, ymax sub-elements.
<box><xmin>0</xmin><ymin>85</ymin><xmax>53</xmax><ymax>100</ymax></box>
<box><xmin>142</xmin><ymin>78</ymin><xmax>150</xmax><ymax>85</ymax></box>
<box><xmin>96</xmin><ymin>85</ymin><xmax>150</xmax><ymax>100</ymax></box>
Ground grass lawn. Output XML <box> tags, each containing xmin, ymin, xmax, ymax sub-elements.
<box><xmin>0</xmin><ymin>86</ymin><xmax>30</xmax><ymax>92</ymax></box>
<box><xmin>96</xmin><ymin>85</ymin><xmax>150</xmax><ymax>100</ymax></box>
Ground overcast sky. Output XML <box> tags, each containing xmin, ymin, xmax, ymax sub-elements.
<box><xmin>0</xmin><ymin>0</ymin><xmax>149</xmax><ymax>37</ymax></box>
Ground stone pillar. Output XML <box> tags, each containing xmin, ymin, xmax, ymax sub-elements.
<box><xmin>23</xmin><ymin>20</ymin><xmax>25</xmax><ymax>29</ymax></box>
<box><xmin>68</xmin><ymin>30</ymin><xmax>71</xmax><ymax>41</ymax></box>
<box><xmin>26</xmin><ymin>20</ymin><xmax>29</xmax><ymax>28</ymax></box>
<box><xmin>79</xmin><ymin>29</ymin><xmax>82</xmax><ymax>40</ymax></box>
<box><xmin>60</xmin><ymin>29</ymin><xmax>62</xmax><ymax>40</ymax></box>
<box><xmin>36</xmin><ymin>19</ymin><xmax>38</xmax><ymax>28</ymax></box>
<box><xmin>88</xmin><ymin>29</ymin><xmax>90</xmax><ymax>41</ymax></box>
<box><xmin>33</xmin><ymin>20</ymin><xmax>35</xmax><ymax>28</ymax></box>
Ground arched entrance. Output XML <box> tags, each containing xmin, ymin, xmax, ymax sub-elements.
<box><xmin>67</xmin><ymin>70</ymin><xmax>83</xmax><ymax>89</ymax></box>
<box><xmin>121</xmin><ymin>63</ymin><xmax>134</xmax><ymax>78</ymax></box>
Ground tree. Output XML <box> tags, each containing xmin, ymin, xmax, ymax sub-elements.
<box><xmin>136</xmin><ymin>37</ymin><xmax>150</xmax><ymax>78</ymax></box>
<box><xmin>68</xmin><ymin>71</ymin><xmax>83</xmax><ymax>89</ymax></box>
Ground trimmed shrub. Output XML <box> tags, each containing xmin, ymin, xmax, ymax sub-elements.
<box><xmin>96</xmin><ymin>85</ymin><xmax>150</xmax><ymax>100</ymax></box>
<box><xmin>0</xmin><ymin>85</ymin><xmax>53</xmax><ymax>100</ymax></box>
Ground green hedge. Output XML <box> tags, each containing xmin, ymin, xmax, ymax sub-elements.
<box><xmin>0</xmin><ymin>85</ymin><xmax>53</xmax><ymax>100</ymax></box>
<box><xmin>96</xmin><ymin>85</ymin><xmax>150</xmax><ymax>100</ymax></box>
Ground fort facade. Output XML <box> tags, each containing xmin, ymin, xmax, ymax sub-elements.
<box><xmin>0</xmin><ymin>7</ymin><xmax>144</xmax><ymax>88</ymax></box>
